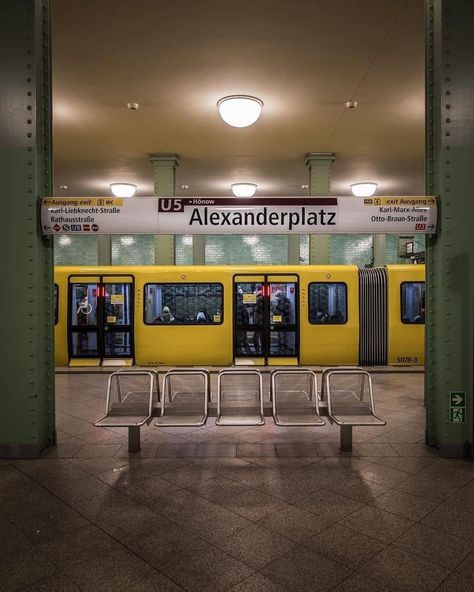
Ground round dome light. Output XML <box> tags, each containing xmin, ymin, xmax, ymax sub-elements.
<box><xmin>58</xmin><ymin>235</ymin><xmax>71</xmax><ymax>246</ymax></box>
<box><xmin>110</xmin><ymin>183</ymin><xmax>137</xmax><ymax>197</ymax></box>
<box><xmin>351</xmin><ymin>182</ymin><xmax>378</xmax><ymax>197</ymax></box>
<box><xmin>217</xmin><ymin>95</ymin><xmax>263</xmax><ymax>128</ymax></box>
<box><xmin>231</xmin><ymin>183</ymin><xmax>257</xmax><ymax>197</ymax></box>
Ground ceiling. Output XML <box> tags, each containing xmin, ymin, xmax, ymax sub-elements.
<box><xmin>52</xmin><ymin>0</ymin><xmax>425</xmax><ymax>198</ymax></box>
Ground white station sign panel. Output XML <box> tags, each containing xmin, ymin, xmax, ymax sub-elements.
<box><xmin>41</xmin><ymin>196</ymin><xmax>437</xmax><ymax>235</ymax></box>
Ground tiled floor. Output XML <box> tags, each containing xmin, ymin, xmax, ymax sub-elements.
<box><xmin>2</xmin><ymin>372</ymin><xmax>474</xmax><ymax>591</ymax></box>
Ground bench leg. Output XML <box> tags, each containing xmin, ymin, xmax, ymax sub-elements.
<box><xmin>128</xmin><ymin>426</ymin><xmax>141</xmax><ymax>453</ymax></box>
<box><xmin>340</xmin><ymin>425</ymin><xmax>353</xmax><ymax>452</ymax></box>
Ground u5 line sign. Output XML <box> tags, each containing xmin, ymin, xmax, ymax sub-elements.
<box><xmin>41</xmin><ymin>196</ymin><xmax>437</xmax><ymax>235</ymax></box>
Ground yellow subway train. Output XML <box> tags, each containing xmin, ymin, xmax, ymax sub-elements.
<box><xmin>54</xmin><ymin>264</ymin><xmax>425</xmax><ymax>367</ymax></box>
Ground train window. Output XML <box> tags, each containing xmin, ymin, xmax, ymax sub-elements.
<box><xmin>54</xmin><ymin>284</ymin><xmax>58</xmax><ymax>325</ymax></box>
<box><xmin>309</xmin><ymin>282</ymin><xmax>347</xmax><ymax>324</ymax></box>
<box><xmin>144</xmin><ymin>283</ymin><xmax>223</xmax><ymax>325</ymax></box>
<box><xmin>401</xmin><ymin>282</ymin><xmax>425</xmax><ymax>324</ymax></box>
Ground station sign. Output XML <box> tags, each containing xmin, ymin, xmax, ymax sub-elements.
<box><xmin>41</xmin><ymin>196</ymin><xmax>437</xmax><ymax>235</ymax></box>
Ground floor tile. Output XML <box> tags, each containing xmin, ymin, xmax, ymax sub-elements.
<box><xmin>17</xmin><ymin>574</ymin><xmax>81</xmax><ymax>591</ymax></box>
<box><xmin>371</xmin><ymin>488</ymin><xmax>439</xmax><ymax>521</ymax></box>
<box><xmin>256</xmin><ymin>474</ymin><xmax>319</xmax><ymax>503</ymax></box>
<box><xmin>361</xmin><ymin>545</ymin><xmax>450</xmax><ymax>592</ymax></box>
<box><xmin>357</xmin><ymin>462</ymin><xmax>411</xmax><ymax>488</ymax></box>
<box><xmin>275</xmin><ymin>443</ymin><xmax>319</xmax><ymax>457</ymax></box>
<box><xmin>155</xmin><ymin>444</ymin><xmax>198</xmax><ymax>457</ymax></box>
<box><xmin>195</xmin><ymin>443</ymin><xmax>237</xmax><ymax>456</ymax></box>
<box><xmin>261</xmin><ymin>505</ymin><xmax>330</xmax><ymax>542</ymax></box>
<box><xmin>262</xmin><ymin>546</ymin><xmax>352</xmax><ymax>592</ymax></box>
<box><xmin>161</xmin><ymin>546</ymin><xmax>254</xmax><ymax>592</ymax></box>
<box><xmin>305</xmin><ymin>523</ymin><xmax>385</xmax><ymax>569</ymax></box>
<box><xmin>187</xmin><ymin>474</ymin><xmax>251</xmax><ymax>504</ymax></box>
<box><xmin>339</xmin><ymin>505</ymin><xmax>414</xmax><ymax>544</ymax></box>
<box><xmin>224</xmin><ymin>489</ymin><xmax>288</xmax><ymax>521</ymax></box>
<box><xmin>0</xmin><ymin>547</ymin><xmax>59</xmax><ymax>592</ymax></box>
<box><xmin>393</xmin><ymin>523</ymin><xmax>473</xmax><ymax>570</ymax></box>
<box><xmin>227</xmin><ymin>572</ymin><xmax>287</xmax><ymax>592</ymax></box>
<box><xmin>295</xmin><ymin>488</ymin><xmax>363</xmax><ymax>521</ymax></box>
<box><xmin>160</xmin><ymin>464</ymin><xmax>218</xmax><ymax>487</ymax></box>
<box><xmin>434</xmin><ymin>572</ymin><xmax>474</xmax><ymax>591</ymax></box>
<box><xmin>421</xmin><ymin>505</ymin><xmax>474</xmax><ymax>542</ymax></box>
<box><xmin>236</xmin><ymin>443</ymin><xmax>277</xmax><ymax>457</ymax></box>
<box><xmin>216</xmin><ymin>522</ymin><xmax>294</xmax><ymax>569</ymax></box>
<box><xmin>329</xmin><ymin>572</ymin><xmax>395</xmax><ymax>591</ymax></box>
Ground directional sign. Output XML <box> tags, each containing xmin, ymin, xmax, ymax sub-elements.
<box><xmin>449</xmin><ymin>391</ymin><xmax>466</xmax><ymax>423</ymax></box>
<box><xmin>41</xmin><ymin>196</ymin><xmax>437</xmax><ymax>236</ymax></box>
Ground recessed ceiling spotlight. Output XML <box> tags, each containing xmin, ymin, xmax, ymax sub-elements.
<box><xmin>231</xmin><ymin>183</ymin><xmax>257</xmax><ymax>197</ymax></box>
<box><xmin>181</xmin><ymin>184</ymin><xmax>189</xmax><ymax>190</ymax></box>
<box><xmin>351</xmin><ymin>182</ymin><xmax>377</xmax><ymax>197</ymax></box>
<box><xmin>217</xmin><ymin>95</ymin><xmax>263</xmax><ymax>127</ymax></box>
<box><xmin>301</xmin><ymin>184</ymin><xmax>309</xmax><ymax>190</ymax></box>
<box><xmin>58</xmin><ymin>235</ymin><xmax>71</xmax><ymax>246</ymax></box>
<box><xmin>127</xmin><ymin>102</ymin><xmax>139</xmax><ymax>110</ymax></box>
<box><xmin>110</xmin><ymin>183</ymin><xmax>137</xmax><ymax>197</ymax></box>
<box><xmin>345</xmin><ymin>100</ymin><xmax>358</xmax><ymax>109</ymax></box>
<box><xmin>59</xmin><ymin>184</ymin><xmax>68</xmax><ymax>190</ymax></box>
<box><xmin>120</xmin><ymin>236</ymin><xmax>135</xmax><ymax>246</ymax></box>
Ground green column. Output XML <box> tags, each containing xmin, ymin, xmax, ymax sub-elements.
<box><xmin>192</xmin><ymin>235</ymin><xmax>206</xmax><ymax>265</ymax></box>
<box><xmin>150</xmin><ymin>153</ymin><xmax>179</xmax><ymax>265</ymax></box>
<box><xmin>98</xmin><ymin>235</ymin><xmax>111</xmax><ymax>265</ymax></box>
<box><xmin>305</xmin><ymin>153</ymin><xmax>335</xmax><ymax>264</ymax></box>
<box><xmin>426</xmin><ymin>0</ymin><xmax>474</xmax><ymax>457</ymax></box>
<box><xmin>373</xmin><ymin>234</ymin><xmax>386</xmax><ymax>268</ymax></box>
<box><xmin>0</xmin><ymin>0</ymin><xmax>54</xmax><ymax>458</ymax></box>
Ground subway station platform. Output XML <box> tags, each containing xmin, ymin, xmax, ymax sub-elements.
<box><xmin>2</xmin><ymin>372</ymin><xmax>474</xmax><ymax>591</ymax></box>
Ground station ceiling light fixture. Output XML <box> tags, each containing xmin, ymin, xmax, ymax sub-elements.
<box><xmin>110</xmin><ymin>183</ymin><xmax>137</xmax><ymax>197</ymax></box>
<box><xmin>231</xmin><ymin>183</ymin><xmax>257</xmax><ymax>197</ymax></box>
<box><xmin>351</xmin><ymin>182</ymin><xmax>378</xmax><ymax>197</ymax></box>
<box><xmin>120</xmin><ymin>236</ymin><xmax>135</xmax><ymax>246</ymax></box>
<box><xmin>217</xmin><ymin>95</ymin><xmax>263</xmax><ymax>128</ymax></box>
<box><xmin>58</xmin><ymin>235</ymin><xmax>71</xmax><ymax>246</ymax></box>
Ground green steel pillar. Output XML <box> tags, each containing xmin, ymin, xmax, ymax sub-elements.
<box><xmin>192</xmin><ymin>235</ymin><xmax>206</xmax><ymax>265</ymax></box>
<box><xmin>305</xmin><ymin>152</ymin><xmax>335</xmax><ymax>264</ymax></box>
<box><xmin>426</xmin><ymin>0</ymin><xmax>474</xmax><ymax>457</ymax></box>
<box><xmin>98</xmin><ymin>235</ymin><xmax>112</xmax><ymax>265</ymax></box>
<box><xmin>373</xmin><ymin>234</ymin><xmax>386</xmax><ymax>267</ymax></box>
<box><xmin>0</xmin><ymin>0</ymin><xmax>55</xmax><ymax>457</ymax></box>
<box><xmin>150</xmin><ymin>153</ymin><xmax>179</xmax><ymax>265</ymax></box>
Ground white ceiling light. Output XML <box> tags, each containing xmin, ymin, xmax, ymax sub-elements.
<box><xmin>217</xmin><ymin>95</ymin><xmax>263</xmax><ymax>127</ymax></box>
<box><xmin>120</xmin><ymin>236</ymin><xmax>135</xmax><ymax>246</ymax></box>
<box><xmin>231</xmin><ymin>183</ymin><xmax>257</xmax><ymax>197</ymax></box>
<box><xmin>110</xmin><ymin>183</ymin><xmax>137</xmax><ymax>197</ymax></box>
<box><xmin>182</xmin><ymin>235</ymin><xmax>193</xmax><ymax>246</ymax></box>
<box><xmin>244</xmin><ymin>236</ymin><xmax>259</xmax><ymax>246</ymax></box>
<box><xmin>351</xmin><ymin>182</ymin><xmax>378</xmax><ymax>197</ymax></box>
<box><xmin>58</xmin><ymin>235</ymin><xmax>71</xmax><ymax>246</ymax></box>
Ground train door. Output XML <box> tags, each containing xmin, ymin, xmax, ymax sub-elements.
<box><xmin>68</xmin><ymin>275</ymin><xmax>134</xmax><ymax>366</ymax></box>
<box><xmin>233</xmin><ymin>274</ymin><xmax>299</xmax><ymax>365</ymax></box>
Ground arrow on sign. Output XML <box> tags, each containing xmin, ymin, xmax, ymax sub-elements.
<box><xmin>452</xmin><ymin>394</ymin><xmax>464</xmax><ymax>406</ymax></box>
<box><xmin>428</xmin><ymin>224</ymin><xmax>435</xmax><ymax>230</ymax></box>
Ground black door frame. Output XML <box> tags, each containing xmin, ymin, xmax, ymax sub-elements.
<box><xmin>233</xmin><ymin>273</ymin><xmax>299</xmax><ymax>364</ymax></box>
<box><xmin>67</xmin><ymin>274</ymin><xmax>135</xmax><ymax>361</ymax></box>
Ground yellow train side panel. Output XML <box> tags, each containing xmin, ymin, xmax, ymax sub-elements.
<box><xmin>299</xmin><ymin>266</ymin><xmax>359</xmax><ymax>366</ymax></box>
<box><xmin>387</xmin><ymin>264</ymin><xmax>425</xmax><ymax>365</ymax></box>
<box><xmin>133</xmin><ymin>267</ymin><xmax>234</xmax><ymax>366</ymax></box>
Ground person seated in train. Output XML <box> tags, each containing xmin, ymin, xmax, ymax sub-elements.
<box><xmin>272</xmin><ymin>290</ymin><xmax>291</xmax><ymax>348</ymax></box>
<box><xmin>313</xmin><ymin>307</ymin><xmax>328</xmax><ymax>323</ymax></box>
<box><xmin>196</xmin><ymin>308</ymin><xmax>211</xmax><ymax>323</ymax></box>
<box><xmin>156</xmin><ymin>306</ymin><xmax>175</xmax><ymax>323</ymax></box>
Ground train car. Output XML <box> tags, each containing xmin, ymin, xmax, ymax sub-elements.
<box><xmin>54</xmin><ymin>264</ymin><xmax>425</xmax><ymax>367</ymax></box>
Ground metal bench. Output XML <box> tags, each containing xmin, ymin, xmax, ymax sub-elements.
<box><xmin>155</xmin><ymin>368</ymin><xmax>210</xmax><ymax>427</ymax></box>
<box><xmin>216</xmin><ymin>368</ymin><xmax>264</xmax><ymax>426</ymax></box>
<box><xmin>95</xmin><ymin>370</ymin><xmax>160</xmax><ymax>452</ymax></box>
<box><xmin>271</xmin><ymin>369</ymin><xmax>325</xmax><ymax>426</ymax></box>
<box><xmin>324</xmin><ymin>368</ymin><xmax>385</xmax><ymax>451</ymax></box>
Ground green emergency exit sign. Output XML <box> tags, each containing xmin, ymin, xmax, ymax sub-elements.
<box><xmin>449</xmin><ymin>391</ymin><xmax>466</xmax><ymax>423</ymax></box>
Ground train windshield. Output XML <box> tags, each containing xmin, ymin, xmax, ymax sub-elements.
<box><xmin>401</xmin><ymin>282</ymin><xmax>425</xmax><ymax>323</ymax></box>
